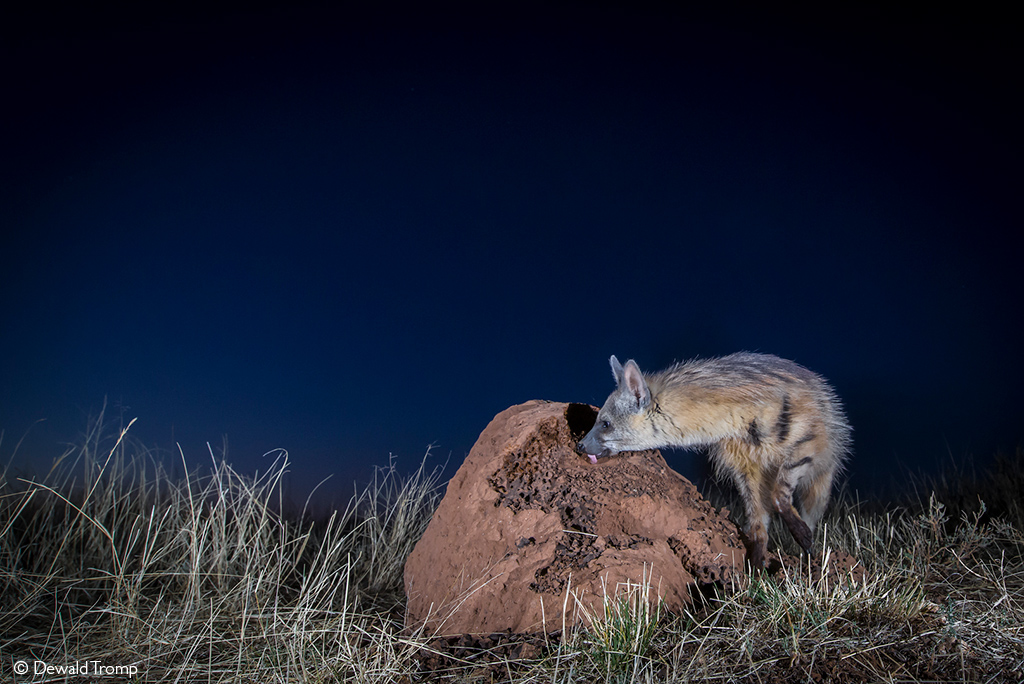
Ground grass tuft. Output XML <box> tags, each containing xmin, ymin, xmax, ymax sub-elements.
<box><xmin>572</xmin><ymin>566</ymin><xmax>664</xmax><ymax>683</ymax></box>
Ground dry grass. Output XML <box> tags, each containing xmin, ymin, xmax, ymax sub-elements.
<box><xmin>0</xmin><ymin>408</ymin><xmax>440</xmax><ymax>682</ymax></box>
<box><xmin>1</xmin><ymin>412</ymin><xmax>1021</xmax><ymax>682</ymax></box>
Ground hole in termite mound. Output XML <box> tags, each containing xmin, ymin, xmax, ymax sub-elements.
<box><xmin>565</xmin><ymin>403</ymin><xmax>597</xmax><ymax>438</ymax></box>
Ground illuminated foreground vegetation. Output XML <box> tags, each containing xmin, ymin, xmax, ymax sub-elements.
<box><xmin>1</xmin><ymin>410</ymin><xmax>1021</xmax><ymax>682</ymax></box>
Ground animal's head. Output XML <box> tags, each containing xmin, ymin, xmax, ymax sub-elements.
<box><xmin>577</xmin><ymin>355</ymin><xmax>653</xmax><ymax>463</ymax></box>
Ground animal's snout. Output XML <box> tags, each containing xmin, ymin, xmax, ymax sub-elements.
<box><xmin>576</xmin><ymin>433</ymin><xmax>595</xmax><ymax>454</ymax></box>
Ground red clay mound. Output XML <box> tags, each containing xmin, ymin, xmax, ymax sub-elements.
<box><xmin>403</xmin><ymin>400</ymin><xmax>747</xmax><ymax>636</ymax></box>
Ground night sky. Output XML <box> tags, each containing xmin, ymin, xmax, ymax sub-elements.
<box><xmin>2</xmin><ymin>5</ymin><xmax>1021</xmax><ymax>504</ymax></box>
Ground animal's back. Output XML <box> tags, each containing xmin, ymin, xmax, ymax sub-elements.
<box><xmin>649</xmin><ymin>352</ymin><xmax>850</xmax><ymax>465</ymax></box>
<box><xmin>657</xmin><ymin>352</ymin><xmax>821</xmax><ymax>393</ymax></box>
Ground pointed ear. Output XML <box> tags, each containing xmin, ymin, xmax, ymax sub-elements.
<box><xmin>609</xmin><ymin>355</ymin><xmax>624</xmax><ymax>383</ymax></box>
<box><xmin>622</xmin><ymin>359</ymin><xmax>651</xmax><ymax>409</ymax></box>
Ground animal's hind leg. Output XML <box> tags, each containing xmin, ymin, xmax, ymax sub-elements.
<box><xmin>773</xmin><ymin>457</ymin><xmax>816</xmax><ymax>554</ymax></box>
<box><xmin>798</xmin><ymin>467</ymin><xmax>835</xmax><ymax>534</ymax></box>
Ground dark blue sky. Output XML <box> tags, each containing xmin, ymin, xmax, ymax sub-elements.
<box><xmin>2</xmin><ymin>5</ymin><xmax>1021</xmax><ymax>502</ymax></box>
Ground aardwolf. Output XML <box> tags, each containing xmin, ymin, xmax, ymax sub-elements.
<box><xmin>578</xmin><ymin>353</ymin><xmax>851</xmax><ymax>569</ymax></box>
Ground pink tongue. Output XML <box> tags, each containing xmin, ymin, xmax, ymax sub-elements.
<box><xmin>588</xmin><ymin>454</ymin><xmax>598</xmax><ymax>464</ymax></box>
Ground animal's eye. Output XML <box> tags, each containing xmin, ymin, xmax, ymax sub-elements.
<box><xmin>601</xmin><ymin>420</ymin><xmax>611</xmax><ymax>430</ymax></box>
